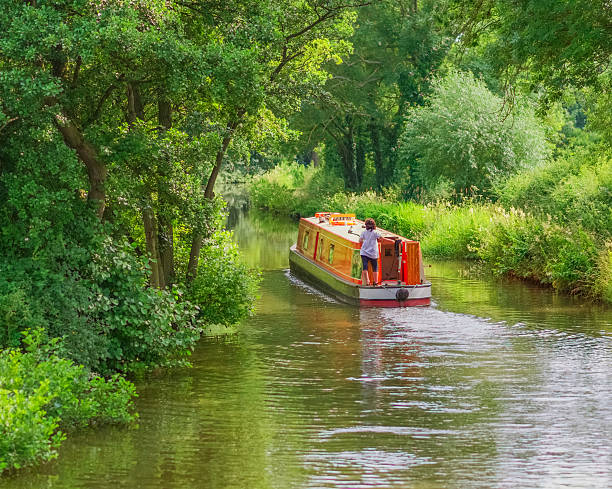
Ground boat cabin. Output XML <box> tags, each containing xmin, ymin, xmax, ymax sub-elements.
<box><xmin>296</xmin><ymin>212</ymin><xmax>425</xmax><ymax>286</ymax></box>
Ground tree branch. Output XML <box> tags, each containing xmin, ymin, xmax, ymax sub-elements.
<box><xmin>270</xmin><ymin>49</ymin><xmax>306</xmax><ymax>81</ymax></box>
<box><xmin>84</xmin><ymin>76</ymin><xmax>124</xmax><ymax>127</ymax></box>
<box><xmin>285</xmin><ymin>1</ymin><xmax>371</xmax><ymax>42</ymax></box>
<box><xmin>0</xmin><ymin>117</ymin><xmax>18</xmax><ymax>133</ymax></box>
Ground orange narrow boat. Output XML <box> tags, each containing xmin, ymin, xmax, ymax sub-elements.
<box><xmin>289</xmin><ymin>212</ymin><xmax>432</xmax><ymax>307</ymax></box>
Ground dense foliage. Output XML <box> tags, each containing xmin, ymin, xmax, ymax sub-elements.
<box><xmin>188</xmin><ymin>230</ymin><xmax>261</xmax><ymax>326</ymax></box>
<box><xmin>1</xmin><ymin>0</ymin><xmax>611</xmax><ymax>475</ymax></box>
<box><xmin>0</xmin><ymin>330</ymin><xmax>136</xmax><ymax>473</ymax></box>
<box><xmin>247</xmin><ymin>0</ymin><xmax>611</xmax><ymax>302</ymax></box>
<box><xmin>496</xmin><ymin>146</ymin><xmax>612</xmax><ymax>240</ymax></box>
<box><xmin>397</xmin><ymin>71</ymin><xmax>548</xmax><ymax>198</ymax></box>
<box><xmin>0</xmin><ymin>0</ymin><xmax>363</xmax><ymax>473</ymax></box>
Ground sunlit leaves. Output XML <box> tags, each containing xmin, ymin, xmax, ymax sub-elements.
<box><xmin>398</xmin><ymin>71</ymin><xmax>549</xmax><ymax>197</ymax></box>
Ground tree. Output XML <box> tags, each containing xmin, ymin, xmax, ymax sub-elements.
<box><xmin>397</xmin><ymin>71</ymin><xmax>549</xmax><ymax>198</ymax></box>
<box><xmin>0</xmin><ymin>0</ymin><xmax>361</xmax><ymax>368</ymax></box>
<box><xmin>292</xmin><ymin>0</ymin><xmax>454</xmax><ymax>190</ymax></box>
<box><xmin>181</xmin><ymin>0</ymin><xmax>365</xmax><ymax>278</ymax></box>
<box><xmin>451</xmin><ymin>0</ymin><xmax>612</xmax><ymax>99</ymax></box>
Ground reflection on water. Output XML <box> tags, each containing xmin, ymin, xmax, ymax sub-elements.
<box><xmin>232</xmin><ymin>209</ymin><xmax>298</xmax><ymax>270</ymax></box>
<box><xmin>2</xmin><ymin>212</ymin><xmax>611</xmax><ymax>489</ymax></box>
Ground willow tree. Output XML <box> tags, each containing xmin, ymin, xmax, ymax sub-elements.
<box><xmin>397</xmin><ymin>71</ymin><xmax>549</xmax><ymax>198</ymax></box>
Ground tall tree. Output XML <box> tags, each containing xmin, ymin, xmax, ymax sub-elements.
<box><xmin>293</xmin><ymin>0</ymin><xmax>453</xmax><ymax>189</ymax></box>
<box><xmin>451</xmin><ymin>0</ymin><xmax>612</xmax><ymax>98</ymax></box>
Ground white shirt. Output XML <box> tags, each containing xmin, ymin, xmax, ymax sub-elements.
<box><xmin>359</xmin><ymin>229</ymin><xmax>381</xmax><ymax>259</ymax></box>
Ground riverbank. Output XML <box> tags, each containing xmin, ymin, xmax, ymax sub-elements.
<box><xmin>248</xmin><ymin>159</ymin><xmax>611</xmax><ymax>303</ymax></box>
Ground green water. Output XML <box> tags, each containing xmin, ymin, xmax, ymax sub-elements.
<box><xmin>2</xmin><ymin>212</ymin><xmax>611</xmax><ymax>489</ymax></box>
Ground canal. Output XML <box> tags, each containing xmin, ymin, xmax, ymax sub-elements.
<box><xmin>2</xmin><ymin>212</ymin><xmax>611</xmax><ymax>489</ymax></box>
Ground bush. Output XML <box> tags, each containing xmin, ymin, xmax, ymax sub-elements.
<box><xmin>497</xmin><ymin>146</ymin><xmax>612</xmax><ymax>238</ymax></box>
<box><xmin>88</xmin><ymin>238</ymin><xmax>203</xmax><ymax>373</ymax></box>
<box><xmin>188</xmin><ymin>230</ymin><xmax>261</xmax><ymax>326</ymax></box>
<box><xmin>0</xmin><ymin>330</ymin><xmax>137</xmax><ymax>473</ymax></box>
<box><xmin>592</xmin><ymin>247</ymin><xmax>612</xmax><ymax>303</ymax></box>
<box><xmin>0</xmin><ymin>237</ymin><xmax>204</xmax><ymax>374</ymax></box>
<box><xmin>477</xmin><ymin>209</ymin><xmax>600</xmax><ymax>294</ymax></box>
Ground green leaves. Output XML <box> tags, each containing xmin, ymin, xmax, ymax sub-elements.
<box><xmin>0</xmin><ymin>330</ymin><xmax>137</xmax><ymax>474</ymax></box>
<box><xmin>188</xmin><ymin>230</ymin><xmax>261</xmax><ymax>326</ymax></box>
<box><xmin>398</xmin><ymin>70</ymin><xmax>549</xmax><ymax>198</ymax></box>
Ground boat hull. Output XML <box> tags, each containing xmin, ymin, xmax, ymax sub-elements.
<box><xmin>289</xmin><ymin>245</ymin><xmax>431</xmax><ymax>307</ymax></box>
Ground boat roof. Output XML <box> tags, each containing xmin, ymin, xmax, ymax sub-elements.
<box><xmin>301</xmin><ymin>215</ymin><xmax>414</xmax><ymax>244</ymax></box>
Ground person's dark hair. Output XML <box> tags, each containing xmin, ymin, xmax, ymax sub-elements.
<box><xmin>365</xmin><ymin>218</ymin><xmax>376</xmax><ymax>230</ymax></box>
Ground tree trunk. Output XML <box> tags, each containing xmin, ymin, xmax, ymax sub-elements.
<box><xmin>337</xmin><ymin>121</ymin><xmax>357</xmax><ymax>190</ymax></box>
<box><xmin>186</xmin><ymin>232</ymin><xmax>203</xmax><ymax>282</ymax></box>
<box><xmin>157</xmin><ymin>98</ymin><xmax>175</xmax><ymax>288</ymax></box>
<box><xmin>54</xmin><ymin>116</ymin><xmax>107</xmax><ymax>218</ymax></box>
<box><xmin>143</xmin><ymin>206</ymin><xmax>162</xmax><ymax>289</ymax></box>
<box><xmin>158</xmin><ymin>216</ymin><xmax>175</xmax><ymax>287</ymax></box>
<box><xmin>355</xmin><ymin>130</ymin><xmax>366</xmax><ymax>189</ymax></box>
<box><xmin>127</xmin><ymin>83</ymin><xmax>144</xmax><ymax>125</ymax></box>
<box><xmin>186</xmin><ymin>115</ymin><xmax>243</xmax><ymax>282</ymax></box>
<box><xmin>311</xmin><ymin>149</ymin><xmax>320</xmax><ymax>167</ymax></box>
<box><xmin>203</xmin><ymin>118</ymin><xmax>241</xmax><ymax>200</ymax></box>
<box><xmin>370</xmin><ymin>122</ymin><xmax>385</xmax><ymax>189</ymax></box>
<box><xmin>127</xmin><ymin>83</ymin><xmax>167</xmax><ymax>287</ymax></box>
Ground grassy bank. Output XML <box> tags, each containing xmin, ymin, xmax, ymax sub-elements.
<box><xmin>248</xmin><ymin>156</ymin><xmax>611</xmax><ymax>303</ymax></box>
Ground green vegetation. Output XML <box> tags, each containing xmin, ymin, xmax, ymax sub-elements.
<box><xmin>1</xmin><ymin>0</ymin><xmax>611</xmax><ymax>475</ymax></box>
<box><xmin>249</xmin><ymin>156</ymin><xmax>611</xmax><ymax>301</ymax></box>
<box><xmin>0</xmin><ymin>330</ymin><xmax>136</xmax><ymax>473</ymax></box>
<box><xmin>1</xmin><ymin>0</ymin><xmax>360</xmax><ymax>473</ymax></box>
<box><xmin>397</xmin><ymin>71</ymin><xmax>549</xmax><ymax>199</ymax></box>
<box><xmin>246</xmin><ymin>0</ymin><xmax>611</xmax><ymax>303</ymax></box>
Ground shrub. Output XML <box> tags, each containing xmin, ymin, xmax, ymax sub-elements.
<box><xmin>0</xmin><ymin>237</ymin><xmax>204</xmax><ymax>374</ymax></box>
<box><xmin>0</xmin><ymin>330</ymin><xmax>137</xmax><ymax>473</ymax></box>
<box><xmin>188</xmin><ymin>230</ymin><xmax>261</xmax><ymax>326</ymax></box>
<box><xmin>477</xmin><ymin>209</ymin><xmax>600</xmax><ymax>294</ymax></box>
<box><xmin>88</xmin><ymin>239</ymin><xmax>203</xmax><ymax>373</ymax></box>
<box><xmin>497</xmin><ymin>146</ymin><xmax>612</xmax><ymax>238</ymax></box>
<box><xmin>592</xmin><ymin>246</ymin><xmax>612</xmax><ymax>303</ymax></box>
<box><xmin>250</xmin><ymin>178</ymin><xmax>295</xmax><ymax>216</ymax></box>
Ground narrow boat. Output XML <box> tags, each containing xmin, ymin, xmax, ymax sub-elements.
<box><xmin>289</xmin><ymin>212</ymin><xmax>432</xmax><ymax>307</ymax></box>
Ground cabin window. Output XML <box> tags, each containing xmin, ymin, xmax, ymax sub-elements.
<box><xmin>328</xmin><ymin>244</ymin><xmax>334</xmax><ymax>264</ymax></box>
<box><xmin>318</xmin><ymin>238</ymin><xmax>324</xmax><ymax>260</ymax></box>
<box><xmin>303</xmin><ymin>231</ymin><xmax>309</xmax><ymax>250</ymax></box>
<box><xmin>351</xmin><ymin>250</ymin><xmax>362</xmax><ymax>278</ymax></box>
